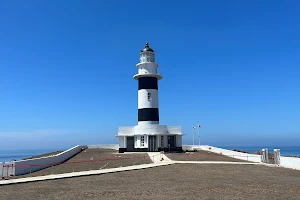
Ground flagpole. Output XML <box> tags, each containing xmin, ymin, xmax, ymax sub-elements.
<box><xmin>192</xmin><ymin>127</ymin><xmax>194</xmax><ymax>146</ymax></box>
<box><xmin>198</xmin><ymin>126</ymin><xmax>200</xmax><ymax>147</ymax></box>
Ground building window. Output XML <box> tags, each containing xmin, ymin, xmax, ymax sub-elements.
<box><xmin>145</xmin><ymin>52</ymin><xmax>154</xmax><ymax>62</ymax></box>
<box><xmin>161</xmin><ymin>135</ymin><xmax>164</xmax><ymax>147</ymax></box>
<box><xmin>140</xmin><ymin>53</ymin><xmax>146</xmax><ymax>63</ymax></box>
<box><xmin>147</xmin><ymin>93</ymin><xmax>151</xmax><ymax>101</ymax></box>
<box><xmin>140</xmin><ymin>52</ymin><xmax>155</xmax><ymax>63</ymax></box>
<box><xmin>141</xmin><ymin>136</ymin><xmax>145</xmax><ymax>147</ymax></box>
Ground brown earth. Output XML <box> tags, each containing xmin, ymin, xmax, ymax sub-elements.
<box><xmin>14</xmin><ymin>148</ymin><xmax>151</xmax><ymax>178</ymax></box>
<box><xmin>1</xmin><ymin>164</ymin><xmax>300</xmax><ymax>200</ymax></box>
<box><xmin>165</xmin><ymin>150</ymin><xmax>251</xmax><ymax>162</ymax></box>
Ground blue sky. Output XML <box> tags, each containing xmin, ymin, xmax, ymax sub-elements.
<box><xmin>0</xmin><ymin>0</ymin><xmax>299</xmax><ymax>150</ymax></box>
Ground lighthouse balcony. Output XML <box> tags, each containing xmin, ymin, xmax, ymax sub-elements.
<box><xmin>133</xmin><ymin>73</ymin><xmax>162</xmax><ymax>80</ymax></box>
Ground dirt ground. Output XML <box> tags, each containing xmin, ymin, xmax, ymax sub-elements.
<box><xmin>1</xmin><ymin>164</ymin><xmax>300</xmax><ymax>200</ymax></box>
<box><xmin>165</xmin><ymin>150</ymin><xmax>250</xmax><ymax>162</ymax></box>
<box><xmin>14</xmin><ymin>148</ymin><xmax>151</xmax><ymax>178</ymax></box>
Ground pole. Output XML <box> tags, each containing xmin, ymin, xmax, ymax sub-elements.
<box><xmin>192</xmin><ymin>127</ymin><xmax>194</xmax><ymax>146</ymax></box>
<box><xmin>1</xmin><ymin>162</ymin><xmax>4</xmax><ymax>178</ymax></box>
<box><xmin>198</xmin><ymin>126</ymin><xmax>200</xmax><ymax>147</ymax></box>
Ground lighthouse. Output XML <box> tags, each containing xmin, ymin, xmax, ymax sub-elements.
<box><xmin>117</xmin><ymin>43</ymin><xmax>183</xmax><ymax>153</ymax></box>
<box><xmin>134</xmin><ymin>42</ymin><xmax>161</xmax><ymax>126</ymax></box>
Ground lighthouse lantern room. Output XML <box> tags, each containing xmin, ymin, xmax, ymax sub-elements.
<box><xmin>117</xmin><ymin>43</ymin><xmax>183</xmax><ymax>153</ymax></box>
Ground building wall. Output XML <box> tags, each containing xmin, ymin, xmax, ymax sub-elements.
<box><xmin>0</xmin><ymin>161</ymin><xmax>14</xmax><ymax>178</ymax></box>
<box><xmin>143</xmin><ymin>135</ymin><xmax>148</xmax><ymax>148</ymax></box>
<box><xmin>200</xmin><ymin>146</ymin><xmax>300</xmax><ymax>167</ymax></box>
<box><xmin>13</xmin><ymin>145</ymin><xmax>87</xmax><ymax>176</ymax></box>
<box><xmin>118</xmin><ymin>125</ymin><xmax>183</xmax><ymax>151</ymax></box>
<box><xmin>159</xmin><ymin>135</ymin><xmax>164</xmax><ymax>148</ymax></box>
<box><xmin>164</xmin><ymin>135</ymin><xmax>168</xmax><ymax>147</ymax></box>
<box><xmin>133</xmin><ymin>135</ymin><xmax>182</xmax><ymax>151</ymax></box>
<box><xmin>167</xmin><ymin>126</ymin><xmax>182</xmax><ymax>135</ymax></box>
<box><xmin>118</xmin><ymin>125</ymin><xmax>182</xmax><ymax>136</ymax></box>
<box><xmin>186</xmin><ymin>145</ymin><xmax>262</xmax><ymax>163</ymax></box>
<box><xmin>280</xmin><ymin>156</ymin><xmax>300</xmax><ymax>170</ymax></box>
<box><xmin>137</xmin><ymin>76</ymin><xmax>160</xmax><ymax>124</ymax></box>
<box><xmin>176</xmin><ymin>135</ymin><xmax>182</xmax><ymax>147</ymax></box>
<box><xmin>137</xmin><ymin>62</ymin><xmax>158</xmax><ymax>74</ymax></box>
<box><xmin>157</xmin><ymin>135</ymin><xmax>161</xmax><ymax>148</ymax></box>
<box><xmin>88</xmin><ymin>144</ymin><xmax>119</xmax><ymax>150</ymax></box>
<box><xmin>119</xmin><ymin>137</ymin><xmax>126</xmax><ymax>148</ymax></box>
<box><xmin>118</xmin><ymin>127</ymin><xmax>135</xmax><ymax>135</ymax></box>
<box><xmin>134</xmin><ymin>135</ymin><xmax>139</xmax><ymax>148</ymax></box>
<box><xmin>135</xmin><ymin>125</ymin><xmax>169</xmax><ymax>135</ymax></box>
<box><xmin>138</xmin><ymin>89</ymin><xmax>158</xmax><ymax>109</ymax></box>
<box><xmin>134</xmin><ymin>135</ymin><xmax>148</xmax><ymax>149</ymax></box>
<box><xmin>138</xmin><ymin>121</ymin><xmax>159</xmax><ymax>125</ymax></box>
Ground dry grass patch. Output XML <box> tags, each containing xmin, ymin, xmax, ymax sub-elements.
<box><xmin>1</xmin><ymin>164</ymin><xmax>300</xmax><ymax>200</ymax></box>
<box><xmin>165</xmin><ymin>150</ymin><xmax>250</xmax><ymax>162</ymax></box>
<box><xmin>13</xmin><ymin>148</ymin><xmax>151</xmax><ymax>179</ymax></box>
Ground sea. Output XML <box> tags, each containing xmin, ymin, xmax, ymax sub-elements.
<box><xmin>0</xmin><ymin>149</ymin><xmax>62</xmax><ymax>163</ymax></box>
<box><xmin>1</xmin><ymin>146</ymin><xmax>300</xmax><ymax>163</ymax></box>
<box><xmin>219</xmin><ymin>146</ymin><xmax>300</xmax><ymax>157</ymax></box>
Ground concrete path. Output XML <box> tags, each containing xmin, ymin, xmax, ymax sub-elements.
<box><xmin>0</xmin><ymin>162</ymin><xmax>174</xmax><ymax>185</ymax></box>
<box><xmin>147</xmin><ymin>152</ymin><xmax>171</xmax><ymax>163</ymax></box>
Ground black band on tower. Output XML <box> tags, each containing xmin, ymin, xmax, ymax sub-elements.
<box><xmin>138</xmin><ymin>108</ymin><xmax>159</xmax><ymax>121</ymax></box>
<box><xmin>138</xmin><ymin>77</ymin><xmax>158</xmax><ymax>90</ymax></box>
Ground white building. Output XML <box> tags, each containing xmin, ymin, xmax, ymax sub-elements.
<box><xmin>117</xmin><ymin>43</ymin><xmax>183</xmax><ymax>153</ymax></box>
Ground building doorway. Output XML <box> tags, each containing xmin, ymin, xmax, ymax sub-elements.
<box><xmin>168</xmin><ymin>135</ymin><xmax>176</xmax><ymax>150</ymax></box>
<box><xmin>148</xmin><ymin>136</ymin><xmax>157</xmax><ymax>152</ymax></box>
<box><xmin>127</xmin><ymin>137</ymin><xmax>134</xmax><ymax>152</ymax></box>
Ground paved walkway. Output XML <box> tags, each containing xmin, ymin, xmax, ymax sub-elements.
<box><xmin>0</xmin><ymin>162</ymin><xmax>174</xmax><ymax>185</ymax></box>
<box><xmin>147</xmin><ymin>152</ymin><xmax>171</xmax><ymax>163</ymax></box>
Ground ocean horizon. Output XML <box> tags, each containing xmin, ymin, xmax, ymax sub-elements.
<box><xmin>219</xmin><ymin>146</ymin><xmax>300</xmax><ymax>156</ymax></box>
<box><xmin>1</xmin><ymin>145</ymin><xmax>300</xmax><ymax>163</ymax></box>
<box><xmin>0</xmin><ymin>148</ymin><xmax>61</xmax><ymax>163</ymax></box>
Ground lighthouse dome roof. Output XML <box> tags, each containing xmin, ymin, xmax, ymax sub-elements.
<box><xmin>140</xmin><ymin>42</ymin><xmax>154</xmax><ymax>53</ymax></box>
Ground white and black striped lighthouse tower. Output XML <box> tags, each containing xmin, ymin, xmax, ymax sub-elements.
<box><xmin>117</xmin><ymin>43</ymin><xmax>183</xmax><ymax>153</ymax></box>
<box><xmin>133</xmin><ymin>43</ymin><xmax>162</xmax><ymax>125</ymax></box>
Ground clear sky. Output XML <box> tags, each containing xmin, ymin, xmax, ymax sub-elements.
<box><xmin>0</xmin><ymin>0</ymin><xmax>299</xmax><ymax>150</ymax></box>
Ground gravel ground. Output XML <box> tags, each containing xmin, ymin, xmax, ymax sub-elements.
<box><xmin>14</xmin><ymin>148</ymin><xmax>151</xmax><ymax>178</ymax></box>
<box><xmin>165</xmin><ymin>150</ymin><xmax>250</xmax><ymax>162</ymax></box>
<box><xmin>1</xmin><ymin>164</ymin><xmax>300</xmax><ymax>200</ymax></box>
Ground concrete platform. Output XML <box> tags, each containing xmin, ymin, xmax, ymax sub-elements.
<box><xmin>147</xmin><ymin>152</ymin><xmax>171</xmax><ymax>163</ymax></box>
